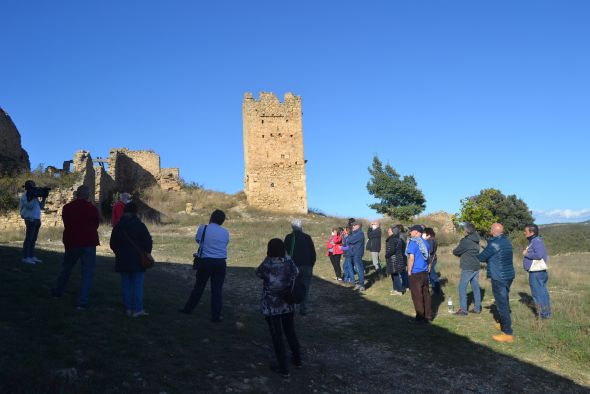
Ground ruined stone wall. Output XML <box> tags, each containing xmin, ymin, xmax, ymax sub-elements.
<box><xmin>159</xmin><ymin>167</ymin><xmax>182</xmax><ymax>191</ymax></box>
<box><xmin>0</xmin><ymin>107</ymin><xmax>30</xmax><ymax>175</ymax></box>
<box><xmin>108</xmin><ymin>148</ymin><xmax>160</xmax><ymax>192</ymax></box>
<box><xmin>95</xmin><ymin>166</ymin><xmax>114</xmax><ymax>203</ymax></box>
<box><xmin>243</xmin><ymin>92</ymin><xmax>307</xmax><ymax>214</ymax></box>
<box><xmin>72</xmin><ymin>150</ymin><xmax>95</xmax><ymax>202</ymax></box>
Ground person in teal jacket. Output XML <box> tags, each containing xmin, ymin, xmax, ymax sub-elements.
<box><xmin>478</xmin><ymin>223</ymin><xmax>515</xmax><ymax>343</ymax></box>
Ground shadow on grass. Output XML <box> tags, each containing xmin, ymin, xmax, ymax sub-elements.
<box><xmin>518</xmin><ymin>291</ymin><xmax>538</xmax><ymax>317</ymax></box>
<box><xmin>0</xmin><ymin>244</ymin><xmax>587</xmax><ymax>393</ymax></box>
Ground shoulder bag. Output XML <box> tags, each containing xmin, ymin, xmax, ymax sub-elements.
<box><xmin>123</xmin><ymin>230</ymin><xmax>155</xmax><ymax>269</ymax></box>
<box><xmin>527</xmin><ymin>241</ymin><xmax>548</xmax><ymax>272</ymax></box>
<box><xmin>193</xmin><ymin>225</ymin><xmax>208</xmax><ymax>270</ymax></box>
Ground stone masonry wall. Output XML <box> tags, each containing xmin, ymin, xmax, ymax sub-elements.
<box><xmin>242</xmin><ymin>92</ymin><xmax>307</xmax><ymax>214</ymax></box>
<box><xmin>108</xmin><ymin>148</ymin><xmax>160</xmax><ymax>193</ymax></box>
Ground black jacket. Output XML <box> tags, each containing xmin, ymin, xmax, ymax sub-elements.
<box><xmin>110</xmin><ymin>214</ymin><xmax>153</xmax><ymax>272</ymax></box>
<box><xmin>284</xmin><ymin>231</ymin><xmax>316</xmax><ymax>268</ymax></box>
<box><xmin>452</xmin><ymin>232</ymin><xmax>481</xmax><ymax>271</ymax></box>
<box><xmin>385</xmin><ymin>235</ymin><xmax>406</xmax><ymax>274</ymax></box>
<box><xmin>366</xmin><ymin>227</ymin><xmax>382</xmax><ymax>252</ymax></box>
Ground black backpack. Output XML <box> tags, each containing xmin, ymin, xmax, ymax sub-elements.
<box><xmin>280</xmin><ymin>233</ymin><xmax>306</xmax><ymax>304</ymax></box>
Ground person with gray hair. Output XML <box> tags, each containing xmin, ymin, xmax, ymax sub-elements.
<box><xmin>51</xmin><ymin>185</ymin><xmax>100</xmax><ymax>309</ymax></box>
<box><xmin>452</xmin><ymin>222</ymin><xmax>482</xmax><ymax>316</ymax></box>
<box><xmin>284</xmin><ymin>219</ymin><xmax>316</xmax><ymax>315</ymax></box>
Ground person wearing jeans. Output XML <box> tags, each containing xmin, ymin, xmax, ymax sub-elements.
<box><xmin>256</xmin><ymin>239</ymin><xmax>301</xmax><ymax>378</ymax></box>
<box><xmin>51</xmin><ymin>185</ymin><xmax>100</xmax><ymax>309</ymax></box>
<box><xmin>19</xmin><ymin>180</ymin><xmax>46</xmax><ymax>264</ymax></box>
<box><xmin>109</xmin><ymin>202</ymin><xmax>153</xmax><ymax>317</ymax></box>
<box><xmin>522</xmin><ymin>224</ymin><xmax>551</xmax><ymax>319</ymax></box>
<box><xmin>452</xmin><ymin>222</ymin><xmax>482</xmax><ymax>315</ymax></box>
<box><xmin>385</xmin><ymin>225</ymin><xmax>407</xmax><ymax>295</ymax></box>
<box><xmin>180</xmin><ymin>209</ymin><xmax>229</xmax><ymax>322</ymax></box>
<box><xmin>458</xmin><ymin>270</ymin><xmax>481</xmax><ymax>313</ymax></box>
<box><xmin>491</xmin><ymin>279</ymin><xmax>513</xmax><ymax>335</ymax></box>
<box><xmin>346</xmin><ymin>221</ymin><xmax>366</xmax><ymax>292</ymax></box>
<box><xmin>478</xmin><ymin>223</ymin><xmax>515</xmax><ymax>342</ymax></box>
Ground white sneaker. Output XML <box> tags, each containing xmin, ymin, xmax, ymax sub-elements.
<box><xmin>132</xmin><ymin>310</ymin><xmax>149</xmax><ymax>318</ymax></box>
<box><xmin>31</xmin><ymin>257</ymin><xmax>43</xmax><ymax>263</ymax></box>
<box><xmin>21</xmin><ymin>257</ymin><xmax>35</xmax><ymax>264</ymax></box>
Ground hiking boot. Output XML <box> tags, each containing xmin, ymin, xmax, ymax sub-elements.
<box><xmin>469</xmin><ymin>309</ymin><xmax>481</xmax><ymax>314</ymax></box>
<box><xmin>492</xmin><ymin>333</ymin><xmax>514</xmax><ymax>343</ymax></box>
<box><xmin>454</xmin><ymin>309</ymin><xmax>468</xmax><ymax>316</ymax></box>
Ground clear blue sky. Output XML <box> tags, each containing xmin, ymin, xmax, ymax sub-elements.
<box><xmin>1</xmin><ymin>1</ymin><xmax>589</xmax><ymax>224</ymax></box>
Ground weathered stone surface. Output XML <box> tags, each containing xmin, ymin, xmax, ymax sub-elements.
<box><xmin>243</xmin><ymin>92</ymin><xmax>308</xmax><ymax>214</ymax></box>
<box><xmin>72</xmin><ymin>150</ymin><xmax>95</xmax><ymax>203</ymax></box>
<box><xmin>0</xmin><ymin>107</ymin><xmax>30</xmax><ymax>175</ymax></box>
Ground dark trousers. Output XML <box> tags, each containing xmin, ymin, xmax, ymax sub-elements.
<box><xmin>409</xmin><ymin>272</ymin><xmax>432</xmax><ymax>321</ymax></box>
<box><xmin>328</xmin><ymin>253</ymin><xmax>342</xmax><ymax>278</ymax></box>
<box><xmin>23</xmin><ymin>219</ymin><xmax>41</xmax><ymax>258</ymax></box>
<box><xmin>265</xmin><ymin>312</ymin><xmax>301</xmax><ymax>373</ymax></box>
<box><xmin>183</xmin><ymin>258</ymin><xmax>226</xmax><ymax>319</ymax></box>
<box><xmin>491</xmin><ymin>278</ymin><xmax>513</xmax><ymax>334</ymax></box>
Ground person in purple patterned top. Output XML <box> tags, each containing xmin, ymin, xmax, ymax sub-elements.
<box><xmin>255</xmin><ymin>238</ymin><xmax>301</xmax><ymax>377</ymax></box>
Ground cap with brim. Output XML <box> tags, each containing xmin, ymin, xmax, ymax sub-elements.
<box><xmin>408</xmin><ymin>225</ymin><xmax>424</xmax><ymax>233</ymax></box>
<box><xmin>352</xmin><ymin>220</ymin><xmax>362</xmax><ymax>226</ymax></box>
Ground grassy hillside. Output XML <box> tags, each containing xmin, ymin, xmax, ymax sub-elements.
<box><xmin>1</xmin><ymin>189</ymin><xmax>589</xmax><ymax>393</ymax></box>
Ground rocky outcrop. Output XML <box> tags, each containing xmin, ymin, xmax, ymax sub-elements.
<box><xmin>0</xmin><ymin>107</ymin><xmax>30</xmax><ymax>175</ymax></box>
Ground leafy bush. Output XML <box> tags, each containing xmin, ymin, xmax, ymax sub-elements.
<box><xmin>454</xmin><ymin>188</ymin><xmax>533</xmax><ymax>235</ymax></box>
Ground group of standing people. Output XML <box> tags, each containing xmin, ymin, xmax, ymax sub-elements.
<box><xmin>324</xmin><ymin>218</ymin><xmax>552</xmax><ymax>342</ymax></box>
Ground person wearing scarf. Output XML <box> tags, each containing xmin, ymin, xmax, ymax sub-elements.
<box><xmin>405</xmin><ymin>225</ymin><xmax>432</xmax><ymax>324</ymax></box>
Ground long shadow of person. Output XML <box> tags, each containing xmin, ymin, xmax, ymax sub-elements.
<box><xmin>518</xmin><ymin>291</ymin><xmax>538</xmax><ymax>317</ymax></box>
<box><xmin>467</xmin><ymin>288</ymin><xmax>486</xmax><ymax>310</ymax></box>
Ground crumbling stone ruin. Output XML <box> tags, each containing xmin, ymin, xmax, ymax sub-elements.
<box><xmin>0</xmin><ymin>107</ymin><xmax>30</xmax><ymax>175</ymax></box>
<box><xmin>242</xmin><ymin>92</ymin><xmax>308</xmax><ymax>214</ymax></box>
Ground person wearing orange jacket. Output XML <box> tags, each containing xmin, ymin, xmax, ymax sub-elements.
<box><xmin>325</xmin><ymin>227</ymin><xmax>343</xmax><ymax>281</ymax></box>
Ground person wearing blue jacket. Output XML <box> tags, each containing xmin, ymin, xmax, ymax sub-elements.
<box><xmin>523</xmin><ymin>224</ymin><xmax>551</xmax><ymax>319</ymax></box>
<box><xmin>341</xmin><ymin>228</ymin><xmax>354</xmax><ymax>287</ymax></box>
<box><xmin>478</xmin><ymin>223</ymin><xmax>515</xmax><ymax>343</ymax></box>
<box><xmin>346</xmin><ymin>221</ymin><xmax>366</xmax><ymax>292</ymax></box>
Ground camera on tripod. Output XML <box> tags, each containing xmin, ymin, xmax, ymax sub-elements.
<box><xmin>32</xmin><ymin>186</ymin><xmax>51</xmax><ymax>198</ymax></box>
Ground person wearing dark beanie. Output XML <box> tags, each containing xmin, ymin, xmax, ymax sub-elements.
<box><xmin>256</xmin><ymin>238</ymin><xmax>301</xmax><ymax>378</ymax></box>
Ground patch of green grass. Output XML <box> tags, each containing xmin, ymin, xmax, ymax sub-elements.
<box><xmin>1</xmin><ymin>215</ymin><xmax>589</xmax><ymax>393</ymax></box>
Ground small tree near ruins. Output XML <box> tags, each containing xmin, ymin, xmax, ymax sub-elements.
<box><xmin>454</xmin><ymin>188</ymin><xmax>534</xmax><ymax>235</ymax></box>
<box><xmin>366</xmin><ymin>156</ymin><xmax>426</xmax><ymax>221</ymax></box>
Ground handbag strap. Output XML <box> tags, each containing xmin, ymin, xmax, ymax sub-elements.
<box><xmin>197</xmin><ymin>225</ymin><xmax>208</xmax><ymax>257</ymax></box>
<box><xmin>123</xmin><ymin>230</ymin><xmax>143</xmax><ymax>255</ymax></box>
<box><xmin>289</xmin><ymin>232</ymin><xmax>296</xmax><ymax>257</ymax></box>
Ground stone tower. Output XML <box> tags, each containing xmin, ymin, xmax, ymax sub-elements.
<box><xmin>242</xmin><ymin>92</ymin><xmax>308</xmax><ymax>214</ymax></box>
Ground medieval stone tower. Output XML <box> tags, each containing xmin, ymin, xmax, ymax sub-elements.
<box><xmin>242</xmin><ymin>92</ymin><xmax>308</xmax><ymax>214</ymax></box>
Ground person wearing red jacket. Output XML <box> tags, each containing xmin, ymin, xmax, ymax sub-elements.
<box><xmin>111</xmin><ymin>192</ymin><xmax>131</xmax><ymax>227</ymax></box>
<box><xmin>326</xmin><ymin>227</ymin><xmax>344</xmax><ymax>281</ymax></box>
<box><xmin>51</xmin><ymin>185</ymin><xmax>100</xmax><ymax>309</ymax></box>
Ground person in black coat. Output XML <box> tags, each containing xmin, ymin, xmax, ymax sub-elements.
<box><xmin>284</xmin><ymin>219</ymin><xmax>316</xmax><ymax>315</ymax></box>
<box><xmin>366</xmin><ymin>221</ymin><xmax>383</xmax><ymax>274</ymax></box>
<box><xmin>109</xmin><ymin>202</ymin><xmax>153</xmax><ymax>317</ymax></box>
<box><xmin>385</xmin><ymin>225</ymin><xmax>407</xmax><ymax>295</ymax></box>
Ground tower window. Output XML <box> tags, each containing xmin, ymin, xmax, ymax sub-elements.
<box><xmin>261</xmin><ymin>119</ymin><xmax>264</xmax><ymax>124</ymax></box>
<box><xmin>270</xmin><ymin>182</ymin><xmax>274</xmax><ymax>187</ymax></box>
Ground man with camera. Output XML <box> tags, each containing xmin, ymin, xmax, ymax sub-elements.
<box><xmin>19</xmin><ymin>180</ymin><xmax>49</xmax><ymax>264</ymax></box>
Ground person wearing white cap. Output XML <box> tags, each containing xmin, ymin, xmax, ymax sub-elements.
<box><xmin>111</xmin><ymin>192</ymin><xmax>131</xmax><ymax>227</ymax></box>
